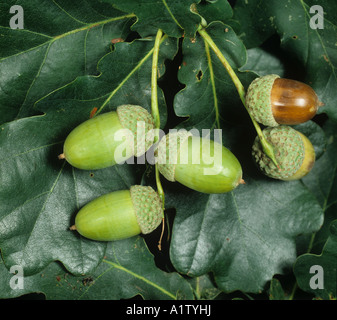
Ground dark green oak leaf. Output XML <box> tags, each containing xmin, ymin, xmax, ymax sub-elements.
<box><xmin>300</xmin><ymin>120</ymin><xmax>337</xmax><ymax>256</ymax></box>
<box><xmin>102</xmin><ymin>0</ymin><xmax>201</xmax><ymax>38</ymax></box>
<box><xmin>0</xmin><ymin>0</ymin><xmax>134</xmax><ymax>124</ymax></box>
<box><xmin>187</xmin><ymin>274</ymin><xmax>222</xmax><ymax>300</ymax></box>
<box><xmin>193</xmin><ymin>0</ymin><xmax>233</xmax><ymax>27</ymax></box>
<box><xmin>161</xmin><ymin>21</ymin><xmax>326</xmax><ymax>294</ymax></box>
<box><xmin>268</xmin><ymin>278</ymin><xmax>286</xmax><ymax>300</ymax></box>
<box><xmin>294</xmin><ymin>220</ymin><xmax>337</xmax><ymax>300</ymax></box>
<box><xmin>0</xmin><ymin>105</ymin><xmax>143</xmax><ymax>276</ymax></box>
<box><xmin>37</xmin><ymin>36</ymin><xmax>178</xmax><ymax>127</ymax></box>
<box><xmin>232</xmin><ymin>0</ymin><xmax>275</xmax><ymax>49</ymax></box>
<box><xmin>174</xmin><ymin>22</ymin><xmax>256</xmax><ymax>131</ymax></box>
<box><xmin>0</xmin><ymin>237</ymin><xmax>194</xmax><ymax>300</ymax></box>
<box><xmin>166</xmin><ymin>169</ymin><xmax>323</xmax><ymax>293</ymax></box>
<box><xmin>104</xmin><ymin>0</ymin><xmax>234</xmax><ymax>38</ymax></box>
<box><xmin>240</xmin><ymin>47</ymin><xmax>287</xmax><ymax>78</ymax></box>
<box><xmin>0</xmin><ymin>37</ymin><xmax>177</xmax><ymax>277</ymax></box>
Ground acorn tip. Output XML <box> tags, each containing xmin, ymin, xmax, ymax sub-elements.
<box><xmin>58</xmin><ymin>153</ymin><xmax>65</xmax><ymax>160</ymax></box>
<box><xmin>239</xmin><ymin>178</ymin><xmax>246</xmax><ymax>185</ymax></box>
<box><xmin>69</xmin><ymin>225</ymin><xmax>77</xmax><ymax>231</ymax></box>
<box><xmin>318</xmin><ymin>101</ymin><xmax>324</xmax><ymax>108</ymax></box>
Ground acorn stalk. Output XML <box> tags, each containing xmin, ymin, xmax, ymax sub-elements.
<box><xmin>151</xmin><ymin>28</ymin><xmax>165</xmax><ymax>209</ymax></box>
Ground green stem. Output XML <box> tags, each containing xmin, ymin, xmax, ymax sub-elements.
<box><xmin>198</xmin><ymin>28</ymin><xmax>245</xmax><ymax>104</ymax></box>
<box><xmin>306</xmin><ymin>232</ymin><xmax>316</xmax><ymax>254</ymax></box>
<box><xmin>288</xmin><ymin>232</ymin><xmax>317</xmax><ymax>300</ymax></box>
<box><xmin>198</xmin><ymin>28</ymin><xmax>279</xmax><ymax>167</ymax></box>
<box><xmin>96</xmin><ymin>32</ymin><xmax>167</xmax><ymax>116</ymax></box>
<box><xmin>194</xmin><ymin>277</ymin><xmax>201</xmax><ymax>300</ymax></box>
<box><xmin>151</xmin><ymin>29</ymin><xmax>165</xmax><ymax>210</ymax></box>
<box><xmin>204</xmin><ymin>40</ymin><xmax>220</xmax><ymax>129</ymax></box>
<box><xmin>151</xmin><ymin>29</ymin><xmax>163</xmax><ymax>132</ymax></box>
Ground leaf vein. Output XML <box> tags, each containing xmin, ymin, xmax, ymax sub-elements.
<box><xmin>161</xmin><ymin>0</ymin><xmax>184</xmax><ymax>30</ymax></box>
<box><xmin>102</xmin><ymin>259</ymin><xmax>177</xmax><ymax>299</ymax></box>
<box><xmin>15</xmin><ymin>41</ymin><xmax>53</xmax><ymax>119</ymax></box>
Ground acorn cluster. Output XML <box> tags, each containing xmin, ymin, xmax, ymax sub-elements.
<box><xmin>60</xmin><ymin>73</ymin><xmax>322</xmax><ymax>242</ymax></box>
<box><xmin>63</xmin><ymin>105</ymin><xmax>164</xmax><ymax>242</ymax></box>
<box><xmin>246</xmin><ymin>74</ymin><xmax>322</xmax><ymax>180</ymax></box>
<box><xmin>61</xmin><ymin>104</ymin><xmax>243</xmax><ymax>242</ymax></box>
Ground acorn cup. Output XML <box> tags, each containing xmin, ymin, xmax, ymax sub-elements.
<box><xmin>71</xmin><ymin>185</ymin><xmax>163</xmax><ymax>241</ymax></box>
<box><xmin>59</xmin><ymin>105</ymin><xmax>155</xmax><ymax>170</ymax></box>
<box><xmin>157</xmin><ymin>131</ymin><xmax>244</xmax><ymax>194</ymax></box>
<box><xmin>252</xmin><ymin>126</ymin><xmax>315</xmax><ymax>181</ymax></box>
<box><xmin>245</xmin><ymin>74</ymin><xmax>323</xmax><ymax>127</ymax></box>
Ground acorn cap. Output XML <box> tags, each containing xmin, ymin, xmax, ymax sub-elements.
<box><xmin>252</xmin><ymin>126</ymin><xmax>315</xmax><ymax>180</ymax></box>
<box><xmin>246</xmin><ymin>74</ymin><xmax>280</xmax><ymax>127</ymax></box>
<box><xmin>117</xmin><ymin>105</ymin><xmax>155</xmax><ymax>157</ymax></box>
<box><xmin>157</xmin><ymin>130</ymin><xmax>192</xmax><ymax>182</ymax></box>
<box><xmin>130</xmin><ymin>185</ymin><xmax>163</xmax><ymax>234</ymax></box>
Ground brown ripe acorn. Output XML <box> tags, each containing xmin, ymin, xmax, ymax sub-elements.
<box><xmin>246</xmin><ymin>74</ymin><xmax>323</xmax><ymax>127</ymax></box>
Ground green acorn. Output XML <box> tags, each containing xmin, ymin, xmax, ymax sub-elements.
<box><xmin>59</xmin><ymin>105</ymin><xmax>155</xmax><ymax>170</ymax></box>
<box><xmin>246</xmin><ymin>74</ymin><xmax>323</xmax><ymax>126</ymax></box>
<box><xmin>71</xmin><ymin>185</ymin><xmax>163</xmax><ymax>241</ymax></box>
<box><xmin>157</xmin><ymin>131</ymin><xmax>244</xmax><ymax>193</ymax></box>
<box><xmin>252</xmin><ymin>126</ymin><xmax>315</xmax><ymax>181</ymax></box>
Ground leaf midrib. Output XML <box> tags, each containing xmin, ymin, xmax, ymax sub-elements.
<box><xmin>0</xmin><ymin>14</ymin><xmax>136</xmax><ymax>63</ymax></box>
<box><xmin>102</xmin><ymin>259</ymin><xmax>177</xmax><ymax>300</ymax></box>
